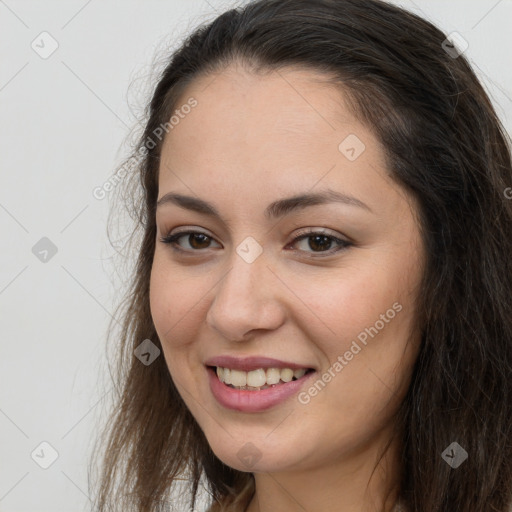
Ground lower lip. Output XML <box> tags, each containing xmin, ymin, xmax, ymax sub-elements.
<box><xmin>207</xmin><ymin>366</ymin><xmax>316</xmax><ymax>412</ymax></box>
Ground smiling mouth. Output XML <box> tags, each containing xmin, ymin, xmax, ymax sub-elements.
<box><xmin>207</xmin><ymin>365</ymin><xmax>315</xmax><ymax>391</ymax></box>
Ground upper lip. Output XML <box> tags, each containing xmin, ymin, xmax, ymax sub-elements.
<box><xmin>205</xmin><ymin>355</ymin><xmax>315</xmax><ymax>372</ymax></box>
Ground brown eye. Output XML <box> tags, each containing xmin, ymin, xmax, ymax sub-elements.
<box><xmin>300</xmin><ymin>234</ymin><xmax>334</xmax><ymax>252</ymax></box>
<box><xmin>290</xmin><ymin>231</ymin><xmax>352</xmax><ymax>257</ymax></box>
<box><xmin>159</xmin><ymin>229</ymin><xmax>352</xmax><ymax>258</ymax></box>
<box><xmin>187</xmin><ymin>233</ymin><xmax>212</xmax><ymax>249</ymax></box>
<box><xmin>159</xmin><ymin>230</ymin><xmax>221</xmax><ymax>253</ymax></box>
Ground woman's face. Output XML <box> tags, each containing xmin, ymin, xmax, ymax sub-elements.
<box><xmin>150</xmin><ymin>65</ymin><xmax>424</xmax><ymax>474</ymax></box>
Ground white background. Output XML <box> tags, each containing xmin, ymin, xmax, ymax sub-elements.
<box><xmin>1</xmin><ymin>1</ymin><xmax>511</xmax><ymax>511</ymax></box>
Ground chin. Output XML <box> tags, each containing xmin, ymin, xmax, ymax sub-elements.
<box><xmin>205</xmin><ymin>434</ymin><xmax>301</xmax><ymax>474</ymax></box>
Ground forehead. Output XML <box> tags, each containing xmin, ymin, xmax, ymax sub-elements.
<box><xmin>157</xmin><ymin>65</ymin><xmax>405</xmax><ymax>219</ymax></box>
<box><xmin>164</xmin><ymin>65</ymin><xmax>360</xmax><ymax>153</ymax></box>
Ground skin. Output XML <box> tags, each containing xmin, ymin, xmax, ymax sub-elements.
<box><xmin>149</xmin><ymin>64</ymin><xmax>425</xmax><ymax>512</ymax></box>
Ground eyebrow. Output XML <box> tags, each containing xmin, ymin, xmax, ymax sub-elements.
<box><xmin>156</xmin><ymin>188</ymin><xmax>373</xmax><ymax>220</ymax></box>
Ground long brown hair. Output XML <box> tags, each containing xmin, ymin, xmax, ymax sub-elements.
<box><xmin>88</xmin><ymin>1</ymin><xmax>512</xmax><ymax>511</ymax></box>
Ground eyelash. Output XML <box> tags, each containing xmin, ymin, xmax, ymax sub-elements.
<box><xmin>158</xmin><ymin>229</ymin><xmax>352</xmax><ymax>258</ymax></box>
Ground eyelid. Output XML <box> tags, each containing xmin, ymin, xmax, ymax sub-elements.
<box><xmin>160</xmin><ymin>228</ymin><xmax>222</xmax><ymax>252</ymax></box>
<box><xmin>158</xmin><ymin>226</ymin><xmax>352</xmax><ymax>258</ymax></box>
<box><xmin>293</xmin><ymin>226</ymin><xmax>343</xmax><ymax>239</ymax></box>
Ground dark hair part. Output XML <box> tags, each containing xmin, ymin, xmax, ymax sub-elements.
<box><xmin>89</xmin><ymin>1</ymin><xmax>512</xmax><ymax>511</ymax></box>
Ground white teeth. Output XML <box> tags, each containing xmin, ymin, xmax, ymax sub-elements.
<box><xmin>280</xmin><ymin>368</ymin><xmax>294</xmax><ymax>382</ymax></box>
<box><xmin>230</xmin><ymin>369</ymin><xmax>247</xmax><ymax>387</ymax></box>
<box><xmin>293</xmin><ymin>368</ymin><xmax>306</xmax><ymax>379</ymax></box>
<box><xmin>247</xmin><ymin>368</ymin><xmax>267</xmax><ymax>387</ymax></box>
<box><xmin>214</xmin><ymin>366</ymin><xmax>311</xmax><ymax>389</ymax></box>
<box><xmin>266</xmin><ymin>368</ymin><xmax>281</xmax><ymax>385</ymax></box>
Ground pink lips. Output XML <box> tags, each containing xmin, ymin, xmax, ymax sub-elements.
<box><xmin>205</xmin><ymin>355</ymin><xmax>316</xmax><ymax>413</ymax></box>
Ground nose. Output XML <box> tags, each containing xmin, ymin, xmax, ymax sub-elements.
<box><xmin>205</xmin><ymin>250</ymin><xmax>286</xmax><ymax>342</ymax></box>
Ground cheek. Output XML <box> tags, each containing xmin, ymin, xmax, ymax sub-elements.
<box><xmin>149</xmin><ymin>265</ymin><xmax>198</xmax><ymax>391</ymax></box>
<box><xmin>149</xmin><ymin>257</ymin><xmax>194</xmax><ymax>332</ymax></box>
<box><xmin>149</xmin><ymin>263</ymin><xmax>171</xmax><ymax>334</ymax></box>
<box><xmin>149</xmin><ymin>258</ymin><xmax>213</xmax><ymax>368</ymax></box>
<box><xmin>298</xmin><ymin>261</ymin><xmax>418</xmax><ymax>395</ymax></box>
<box><xmin>301</xmin><ymin>266</ymin><xmax>403</xmax><ymax>342</ymax></box>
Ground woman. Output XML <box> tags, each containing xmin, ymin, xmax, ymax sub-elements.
<box><xmin>89</xmin><ymin>1</ymin><xmax>512</xmax><ymax>511</ymax></box>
